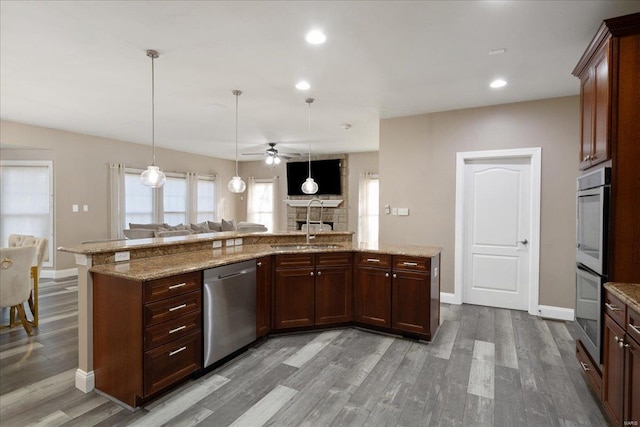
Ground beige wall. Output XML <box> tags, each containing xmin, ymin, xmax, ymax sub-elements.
<box><xmin>1</xmin><ymin>120</ymin><xmax>238</xmax><ymax>271</ymax></box>
<box><xmin>379</xmin><ymin>96</ymin><xmax>580</xmax><ymax>309</ymax></box>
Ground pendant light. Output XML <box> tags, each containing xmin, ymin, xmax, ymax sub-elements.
<box><xmin>140</xmin><ymin>49</ymin><xmax>166</xmax><ymax>188</ymax></box>
<box><xmin>227</xmin><ymin>90</ymin><xmax>246</xmax><ymax>193</ymax></box>
<box><xmin>301</xmin><ymin>97</ymin><xmax>318</xmax><ymax>194</ymax></box>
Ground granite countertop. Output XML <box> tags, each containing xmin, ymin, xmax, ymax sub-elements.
<box><xmin>604</xmin><ymin>282</ymin><xmax>640</xmax><ymax>314</ymax></box>
<box><xmin>90</xmin><ymin>242</ymin><xmax>442</xmax><ymax>281</ymax></box>
<box><xmin>58</xmin><ymin>230</ymin><xmax>354</xmax><ymax>255</ymax></box>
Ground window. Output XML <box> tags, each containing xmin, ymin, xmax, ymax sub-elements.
<box><xmin>0</xmin><ymin>161</ymin><xmax>54</xmax><ymax>266</ymax></box>
<box><xmin>358</xmin><ymin>173</ymin><xmax>379</xmax><ymax>244</ymax></box>
<box><xmin>196</xmin><ymin>176</ymin><xmax>216</xmax><ymax>222</ymax></box>
<box><xmin>124</xmin><ymin>169</ymin><xmax>154</xmax><ymax>226</ymax></box>
<box><xmin>247</xmin><ymin>178</ymin><xmax>276</xmax><ymax>232</ymax></box>
<box><xmin>163</xmin><ymin>174</ymin><xmax>188</xmax><ymax>225</ymax></box>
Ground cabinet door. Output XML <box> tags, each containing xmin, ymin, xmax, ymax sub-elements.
<box><xmin>603</xmin><ymin>314</ymin><xmax>625</xmax><ymax>426</ymax></box>
<box><xmin>391</xmin><ymin>270</ymin><xmax>430</xmax><ymax>335</ymax></box>
<box><xmin>273</xmin><ymin>267</ymin><xmax>315</xmax><ymax>329</ymax></box>
<box><xmin>625</xmin><ymin>336</ymin><xmax>640</xmax><ymax>425</ymax></box>
<box><xmin>315</xmin><ymin>264</ymin><xmax>352</xmax><ymax>325</ymax></box>
<box><xmin>579</xmin><ymin>68</ymin><xmax>595</xmax><ymax>170</ymax></box>
<box><xmin>354</xmin><ymin>267</ymin><xmax>391</xmax><ymax>327</ymax></box>
<box><xmin>591</xmin><ymin>41</ymin><xmax>610</xmax><ymax>167</ymax></box>
<box><xmin>256</xmin><ymin>256</ymin><xmax>272</xmax><ymax>338</ymax></box>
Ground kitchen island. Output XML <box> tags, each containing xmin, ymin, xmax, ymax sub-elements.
<box><xmin>59</xmin><ymin>231</ymin><xmax>441</xmax><ymax>407</ymax></box>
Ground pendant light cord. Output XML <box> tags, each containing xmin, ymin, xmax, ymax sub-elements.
<box><xmin>235</xmin><ymin>92</ymin><xmax>239</xmax><ymax>176</ymax></box>
<box><xmin>306</xmin><ymin>98</ymin><xmax>314</xmax><ymax>177</ymax></box>
<box><xmin>151</xmin><ymin>54</ymin><xmax>156</xmax><ymax>166</ymax></box>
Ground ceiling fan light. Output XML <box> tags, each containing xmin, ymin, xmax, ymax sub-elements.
<box><xmin>301</xmin><ymin>177</ymin><xmax>318</xmax><ymax>195</ymax></box>
<box><xmin>227</xmin><ymin>176</ymin><xmax>246</xmax><ymax>193</ymax></box>
<box><xmin>265</xmin><ymin>156</ymin><xmax>274</xmax><ymax>165</ymax></box>
<box><xmin>274</xmin><ymin>156</ymin><xmax>281</xmax><ymax>165</ymax></box>
<box><xmin>140</xmin><ymin>165</ymin><xmax>166</xmax><ymax>188</ymax></box>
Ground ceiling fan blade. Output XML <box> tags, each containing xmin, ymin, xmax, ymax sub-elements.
<box><xmin>242</xmin><ymin>152</ymin><xmax>266</xmax><ymax>156</ymax></box>
<box><xmin>280</xmin><ymin>152</ymin><xmax>302</xmax><ymax>159</ymax></box>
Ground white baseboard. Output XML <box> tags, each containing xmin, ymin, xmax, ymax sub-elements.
<box><xmin>75</xmin><ymin>369</ymin><xmax>95</xmax><ymax>393</ymax></box>
<box><xmin>537</xmin><ymin>305</ymin><xmax>574</xmax><ymax>321</ymax></box>
<box><xmin>440</xmin><ymin>292</ymin><xmax>460</xmax><ymax>305</ymax></box>
<box><xmin>41</xmin><ymin>268</ymin><xmax>78</xmax><ymax>280</ymax></box>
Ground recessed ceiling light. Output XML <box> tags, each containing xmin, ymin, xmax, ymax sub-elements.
<box><xmin>296</xmin><ymin>81</ymin><xmax>311</xmax><ymax>90</ymax></box>
<box><xmin>305</xmin><ymin>30</ymin><xmax>326</xmax><ymax>45</ymax></box>
<box><xmin>490</xmin><ymin>79</ymin><xmax>507</xmax><ymax>89</ymax></box>
<box><xmin>489</xmin><ymin>48</ymin><xmax>507</xmax><ymax>55</ymax></box>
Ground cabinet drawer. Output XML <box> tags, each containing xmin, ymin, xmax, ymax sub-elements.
<box><xmin>144</xmin><ymin>332</ymin><xmax>201</xmax><ymax>397</ymax></box>
<box><xmin>627</xmin><ymin>306</ymin><xmax>640</xmax><ymax>344</ymax></box>
<box><xmin>144</xmin><ymin>290</ymin><xmax>202</xmax><ymax>327</ymax></box>
<box><xmin>356</xmin><ymin>252</ymin><xmax>391</xmax><ymax>268</ymax></box>
<box><xmin>576</xmin><ymin>338</ymin><xmax>602</xmax><ymax>398</ymax></box>
<box><xmin>275</xmin><ymin>253</ymin><xmax>314</xmax><ymax>269</ymax></box>
<box><xmin>393</xmin><ymin>255</ymin><xmax>429</xmax><ymax>272</ymax></box>
<box><xmin>144</xmin><ymin>272</ymin><xmax>202</xmax><ymax>303</ymax></box>
<box><xmin>144</xmin><ymin>311</ymin><xmax>201</xmax><ymax>350</ymax></box>
<box><xmin>316</xmin><ymin>252</ymin><xmax>352</xmax><ymax>267</ymax></box>
<box><xmin>604</xmin><ymin>290</ymin><xmax>626</xmax><ymax>327</ymax></box>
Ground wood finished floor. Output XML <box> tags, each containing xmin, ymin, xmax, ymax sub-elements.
<box><xmin>0</xmin><ymin>278</ymin><xmax>609</xmax><ymax>427</ymax></box>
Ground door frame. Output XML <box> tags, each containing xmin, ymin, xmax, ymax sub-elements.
<box><xmin>453</xmin><ymin>147</ymin><xmax>542</xmax><ymax>315</ymax></box>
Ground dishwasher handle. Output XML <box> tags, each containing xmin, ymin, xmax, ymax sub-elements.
<box><xmin>213</xmin><ymin>267</ymin><xmax>256</xmax><ymax>282</ymax></box>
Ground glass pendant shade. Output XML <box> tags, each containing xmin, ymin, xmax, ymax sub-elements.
<box><xmin>273</xmin><ymin>156</ymin><xmax>281</xmax><ymax>165</ymax></box>
<box><xmin>301</xmin><ymin>177</ymin><xmax>318</xmax><ymax>194</ymax></box>
<box><xmin>227</xmin><ymin>176</ymin><xmax>246</xmax><ymax>193</ymax></box>
<box><xmin>140</xmin><ymin>165</ymin><xmax>167</xmax><ymax>188</ymax></box>
<box><xmin>141</xmin><ymin>49</ymin><xmax>165</xmax><ymax>188</ymax></box>
<box><xmin>265</xmin><ymin>156</ymin><xmax>274</xmax><ymax>165</ymax></box>
<box><xmin>227</xmin><ymin>90</ymin><xmax>246</xmax><ymax>193</ymax></box>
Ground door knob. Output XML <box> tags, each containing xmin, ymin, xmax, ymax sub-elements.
<box><xmin>516</xmin><ymin>239</ymin><xmax>528</xmax><ymax>245</ymax></box>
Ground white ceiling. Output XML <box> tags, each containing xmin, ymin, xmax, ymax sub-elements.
<box><xmin>1</xmin><ymin>1</ymin><xmax>639</xmax><ymax>160</ymax></box>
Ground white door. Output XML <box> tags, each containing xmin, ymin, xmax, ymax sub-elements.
<box><xmin>463</xmin><ymin>158</ymin><xmax>531</xmax><ymax>310</ymax></box>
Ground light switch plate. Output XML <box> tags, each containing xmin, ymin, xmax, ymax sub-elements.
<box><xmin>83</xmin><ymin>205</ymin><xmax>89</xmax><ymax>212</ymax></box>
<box><xmin>72</xmin><ymin>204</ymin><xmax>79</xmax><ymax>212</ymax></box>
<box><xmin>391</xmin><ymin>207</ymin><xmax>398</xmax><ymax>215</ymax></box>
<box><xmin>398</xmin><ymin>208</ymin><xmax>409</xmax><ymax>216</ymax></box>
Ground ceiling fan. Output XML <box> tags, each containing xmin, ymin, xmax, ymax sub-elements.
<box><xmin>242</xmin><ymin>142</ymin><xmax>301</xmax><ymax>165</ymax></box>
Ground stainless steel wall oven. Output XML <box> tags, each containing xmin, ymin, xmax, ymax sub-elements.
<box><xmin>575</xmin><ymin>166</ymin><xmax>610</xmax><ymax>364</ymax></box>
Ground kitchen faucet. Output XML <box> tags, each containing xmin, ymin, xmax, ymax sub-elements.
<box><xmin>305</xmin><ymin>198</ymin><xmax>324</xmax><ymax>245</ymax></box>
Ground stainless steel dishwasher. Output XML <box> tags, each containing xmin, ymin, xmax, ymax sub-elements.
<box><xmin>203</xmin><ymin>259</ymin><xmax>256</xmax><ymax>368</ymax></box>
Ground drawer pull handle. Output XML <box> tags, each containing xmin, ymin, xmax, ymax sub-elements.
<box><xmin>169</xmin><ymin>346</ymin><xmax>187</xmax><ymax>357</ymax></box>
<box><xmin>169</xmin><ymin>283</ymin><xmax>187</xmax><ymax>290</ymax></box>
<box><xmin>605</xmin><ymin>303</ymin><xmax>621</xmax><ymax>311</ymax></box>
<box><xmin>580</xmin><ymin>361</ymin><xmax>590</xmax><ymax>372</ymax></box>
<box><xmin>385</xmin><ymin>273</ymin><xmax>389</xmax><ymax>278</ymax></box>
<box><xmin>169</xmin><ymin>325</ymin><xmax>186</xmax><ymax>334</ymax></box>
<box><xmin>402</xmin><ymin>262</ymin><xmax>418</xmax><ymax>266</ymax></box>
<box><xmin>310</xmin><ymin>272</ymin><xmax>314</xmax><ymax>276</ymax></box>
<box><xmin>317</xmin><ymin>271</ymin><xmax>322</xmax><ymax>276</ymax></box>
<box><xmin>393</xmin><ymin>273</ymin><xmax>397</xmax><ymax>279</ymax></box>
<box><xmin>257</xmin><ymin>262</ymin><xmax>262</xmax><ymax>267</ymax></box>
<box><xmin>629</xmin><ymin>324</ymin><xmax>640</xmax><ymax>334</ymax></box>
<box><xmin>366</xmin><ymin>258</ymin><xmax>381</xmax><ymax>262</ymax></box>
<box><xmin>169</xmin><ymin>304</ymin><xmax>187</xmax><ymax>312</ymax></box>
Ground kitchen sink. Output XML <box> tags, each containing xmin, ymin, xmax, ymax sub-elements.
<box><xmin>271</xmin><ymin>244</ymin><xmax>342</xmax><ymax>250</ymax></box>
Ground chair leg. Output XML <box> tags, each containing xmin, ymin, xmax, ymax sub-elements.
<box><xmin>9</xmin><ymin>306</ymin><xmax>17</xmax><ymax>327</ymax></box>
<box><xmin>15</xmin><ymin>304</ymin><xmax>33</xmax><ymax>336</ymax></box>
<box><xmin>27</xmin><ymin>266</ymin><xmax>39</xmax><ymax>326</ymax></box>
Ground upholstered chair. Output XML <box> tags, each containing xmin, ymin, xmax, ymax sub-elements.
<box><xmin>1</xmin><ymin>246</ymin><xmax>37</xmax><ymax>336</ymax></box>
<box><xmin>8</xmin><ymin>234</ymin><xmax>48</xmax><ymax>326</ymax></box>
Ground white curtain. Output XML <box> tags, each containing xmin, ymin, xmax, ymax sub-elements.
<box><xmin>187</xmin><ymin>172</ymin><xmax>198</xmax><ymax>224</ymax></box>
<box><xmin>109</xmin><ymin>163</ymin><xmax>126</xmax><ymax>239</ymax></box>
<box><xmin>272</xmin><ymin>176</ymin><xmax>280</xmax><ymax>232</ymax></box>
<box><xmin>358</xmin><ymin>172</ymin><xmax>379</xmax><ymax>244</ymax></box>
<box><xmin>246</xmin><ymin>176</ymin><xmax>257</xmax><ymax>223</ymax></box>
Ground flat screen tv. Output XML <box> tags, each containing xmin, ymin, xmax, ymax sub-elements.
<box><xmin>286</xmin><ymin>159</ymin><xmax>342</xmax><ymax>196</ymax></box>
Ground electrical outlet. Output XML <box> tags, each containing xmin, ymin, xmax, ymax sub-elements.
<box><xmin>225</xmin><ymin>239</ymin><xmax>235</xmax><ymax>247</ymax></box>
<box><xmin>72</xmin><ymin>204</ymin><xmax>79</xmax><ymax>212</ymax></box>
<box><xmin>83</xmin><ymin>205</ymin><xmax>89</xmax><ymax>212</ymax></box>
<box><xmin>212</xmin><ymin>240</ymin><xmax>222</xmax><ymax>249</ymax></box>
<box><xmin>234</xmin><ymin>238</ymin><xmax>243</xmax><ymax>246</ymax></box>
<box><xmin>114</xmin><ymin>251</ymin><xmax>130</xmax><ymax>262</ymax></box>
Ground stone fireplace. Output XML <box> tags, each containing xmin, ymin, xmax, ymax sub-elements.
<box><xmin>286</xmin><ymin>154</ymin><xmax>348</xmax><ymax>232</ymax></box>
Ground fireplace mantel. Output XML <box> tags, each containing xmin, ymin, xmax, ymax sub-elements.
<box><xmin>285</xmin><ymin>199</ymin><xmax>343</xmax><ymax>208</ymax></box>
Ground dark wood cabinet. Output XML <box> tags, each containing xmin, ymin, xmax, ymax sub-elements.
<box><xmin>576</xmin><ymin>38</ymin><xmax>610</xmax><ymax>170</ymax></box>
<box><xmin>602</xmin><ymin>288</ymin><xmax>640</xmax><ymax>427</ymax></box>
<box><xmin>315</xmin><ymin>253</ymin><xmax>353</xmax><ymax>325</ymax></box>
<box><xmin>603</xmin><ymin>313</ymin><xmax>625</xmax><ymax>426</ymax></box>
<box><xmin>256</xmin><ymin>256</ymin><xmax>272</xmax><ymax>338</ymax></box>
<box><xmin>354</xmin><ymin>253</ymin><xmax>440</xmax><ymax>339</ymax></box>
<box><xmin>274</xmin><ymin>257</ymin><xmax>315</xmax><ymax>329</ymax></box>
<box><xmin>573</xmin><ymin>13</ymin><xmax>640</xmax><ymax>282</ymax></box>
<box><xmin>274</xmin><ymin>252</ymin><xmax>353</xmax><ymax>329</ymax></box>
<box><xmin>354</xmin><ymin>263</ymin><xmax>391</xmax><ymax>327</ymax></box>
<box><xmin>93</xmin><ymin>271</ymin><xmax>202</xmax><ymax>408</ymax></box>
